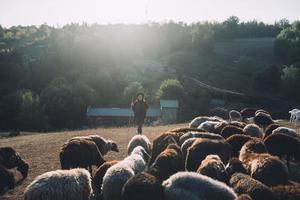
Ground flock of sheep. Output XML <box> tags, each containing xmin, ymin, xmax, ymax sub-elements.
<box><xmin>0</xmin><ymin>107</ymin><xmax>300</xmax><ymax>200</ymax></box>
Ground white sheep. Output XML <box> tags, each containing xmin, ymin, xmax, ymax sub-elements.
<box><xmin>102</xmin><ymin>146</ymin><xmax>149</xmax><ymax>200</ymax></box>
<box><xmin>163</xmin><ymin>171</ymin><xmax>237</xmax><ymax>200</ymax></box>
<box><xmin>198</xmin><ymin>121</ymin><xmax>219</xmax><ymax>133</ymax></box>
<box><xmin>243</xmin><ymin>124</ymin><xmax>264</xmax><ymax>138</ymax></box>
<box><xmin>189</xmin><ymin>116</ymin><xmax>223</xmax><ymax>128</ymax></box>
<box><xmin>229</xmin><ymin>110</ymin><xmax>242</xmax><ymax>122</ymax></box>
<box><xmin>127</xmin><ymin>134</ymin><xmax>152</xmax><ymax>155</ymax></box>
<box><xmin>24</xmin><ymin>168</ymin><xmax>92</xmax><ymax>200</ymax></box>
<box><xmin>289</xmin><ymin>109</ymin><xmax>300</xmax><ymax>124</ymax></box>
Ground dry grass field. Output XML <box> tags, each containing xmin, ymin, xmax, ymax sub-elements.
<box><xmin>0</xmin><ymin>123</ymin><xmax>186</xmax><ymax>200</ymax></box>
<box><xmin>0</xmin><ymin>121</ymin><xmax>299</xmax><ymax>200</ymax></box>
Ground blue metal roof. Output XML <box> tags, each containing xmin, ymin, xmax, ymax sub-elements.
<box><xmin>160</xmin><ymin>99</ymin><xmax>179</xmax><ymax>108</ymax></box>
<box><xmin>87</xmin><ymin>107</ymin><xmax>161</xmax><ymax>117</ymax></box>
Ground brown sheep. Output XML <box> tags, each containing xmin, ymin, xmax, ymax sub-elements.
<box><xmin>240</xmin><ymin>108</ymin><xmax>257</xmax><ymax>121</ymax></box>
<box><xmin>239</xmin><ymin>139</ymin><xmax>289</xmax><ymax>186</ymax></box>
<box><xmin>230</xmin><ymin>173</ymin><xmax>276</xmax><ymax>200</ymax></box>
<box><xmin>235</xmin><ymin>194</ymin><xmax>253</xmax><ymax>200</ymax></box>
<box><xmin>70</xmin><ymin>135</ymin><xmax>119</xmax><ymax>155</ymax></box>
<box><xmin>253</xmin><ymin>112</ymin><xmax>273</xmax><ymax>129</ymax></box>
<box><xmin>221</xmin><ymin>125</ymin><xmax>244</xmax><ymax>139</ymax></box>
<box><xmin>264</xmin><ymin>133</ymin><xmax>300</xmax><ymax>169</ymax></box>
<box><xmin>197</xmin><ymin>154</ymin><xmax>229</xmax><ymax>183</ymax></box>
<box><xmin>186</xmin><ymin>138</ymin><xmax>231</xmax><ymax>171</ymax></box>
<box><xmin>226</xmin><ymin>134</ymin><xmax>253</xmax><ymax>157</ymax></box>
<box><xmin>0</xmin><ymin>147</ymin><xmax>29</xmax><ymax>179</ymax></box>
<box><xmin>93</xmin><ymin>160</ymin><xmax>119</xmax><ymax>192</ymax></box>
<box><xmin>121</xmin><ymin>172</ymin><xmax>164</xmax><ymax>200</ymax></box>
<box><xmin>229</xmin><ymin>121</ymin><xmax>247</xmax><ymax>129</ymax></box>
<box><xmin>149</xmin><ymin>133</ymin><xmax>178</xmax><ymax>165</ymax></box>
<box><xmin>60</xmin><ymin>139</ymin><xmax>105</xmax><ymax>174</ymax></box>
<box><xmin>271</xmin><ymin>184</ymin><xmax>300</xmax><ymax>200</ymax></box>
<box><xmin>264</xmin><ymin>123</ymin><xmax>280</xmax><ymax>138</ymax></box>
<box><xmin>148</xmin><ymin>144</ymin><xmax>184</xmax><ymax>182</ymax></box>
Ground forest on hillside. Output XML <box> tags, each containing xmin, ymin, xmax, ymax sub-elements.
<box><xmin>1</xmin><ymin>17</ymin><xmax>300</xmax><ymax>131</ymax></box>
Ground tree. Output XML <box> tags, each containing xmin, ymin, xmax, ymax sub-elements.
<box><xmin>156</xmin><ymin>79</ymin><xmax>184</xmax><ymax>99</ymax></box>
<box><xmin>191</xmin><ymin>25</ymin><xmax>214</xmax><ymax>54</ymax></box>
<box><xmin>123</xmin><ymin>82</ymin><xmax>145</xmax><ymax>103</ymax></box>
<box><xmin>274</xmin><ymin>21</ymin><xmax>300</xmax><ymax>64</ymax></box>
<box><xmin>281</xmin><ymin>65</ymin><xmax>300</xmax><ymax>98</ymax></box>
<box><xmin>40</xmin><ymin>78</ymin><xmax>97</xmax><ymax>129</ymax></box>
<box><xmin>16</xmin><ymin>90</ymin><xmax>48</xmax><ymax>131</ymax></box>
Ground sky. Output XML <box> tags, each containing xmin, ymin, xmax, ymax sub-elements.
<box><xmin>0</xmin><ymin>0</ymin><xmax>300</xmax><ymax>27</ymax></box>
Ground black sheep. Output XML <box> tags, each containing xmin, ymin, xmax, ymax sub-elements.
<box><xmin>225</xmin><ymin>157</ymin><xmax>247</xmax><ymax>178</ymax></box>
<box><xmin>230</xmin><ymin>173</ymin><xmax>276</xmax><ymax>200</ymax></box>
<box><xmin>60</xmin><ymin>139</ymin><xmax>105</xmax><ymax>173</ymax></box>
<box><xmin>221</xmin><ymin>125</ymin><xmax>244</xmax><ymax>139</ymax></box>
<box><xmin>0</xmin><ymin>164</ymin><xmax>15</xmax><ymax>194</ymax></box>
<box><xmin>226</xmin><ymin>134</ymin><xmax>253</xmax><ymax>157</ymax></box>
<box><xmin>0</xmin><ymin>147</ymin><xmax>29</xmax><ymax>179</ymax></box>
<box><xmin>264</xmin><ymin>133</ymin><xmax>300</xmax><ymax>169</ymax></box>
<box><xmin>253</xmin><ymin>112</ymin><xmax>273</xmax><ymax>129</ymax></box>
<box><xmin>121</xmin><ymin>172</ymin><xmax>164</xmax><ymax>200</ymax></box>
<box><xmin>240</xmin><ymin>108</ymin><xmax>257</xmax><ymax>121</ymax></box>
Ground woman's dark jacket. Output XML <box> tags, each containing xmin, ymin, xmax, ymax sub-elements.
<box><xmin>132</xmin><ymin>100</ymin><xmax>149</xmax><ymax>123</ymax></box>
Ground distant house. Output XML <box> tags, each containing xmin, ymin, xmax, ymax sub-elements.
<box><xmin>86</xmin><ymin>99</ymin><xmax>179</xmax><ymax>126</ymax></box>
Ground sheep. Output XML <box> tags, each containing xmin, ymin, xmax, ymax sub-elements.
<box><xmin>271</xmin><ymin>184</ymin><xmax>300</xmax><ymax>200</ymax></box>
<box><xmin>229</xmin><ymin>121</ymin><xmax>247</xmax><ymax>129</ymax></box>
<box><xmin>0</xmin><ymin>147</ymin><xmax>29</xmax><ymax>179</ymax></box>
<box><xmin>214</xmin><ymin>121</ymin><xmax>229</xmax><ymax>134</ymax></box>
<box><xmin>229</xmin><ymin>173</ymin><xmax>276</xmax><ymax>200</ymax></box>
<box><xmin>264</xmin><ymin>133</ymin><xmax>300</xmax><ymax>169</ymax></box>
<box><xmin>264</xmin><ymin>123</ymin><xmax>280</xmax><ymax>138</ymax></box>
<box><xmin>102</xmin><ymin>146</ymin><xmax>149</xmax><ymax>200</ymax></box>
<box><xmin>93</xmin><ymin>160</ymin><xmax>119</xmax><ymax>192</ymax></box>
<box><xmin>70</xmin><ymin>135</ymin><xmax>119</xmax><ymax>155</ymax></box>
<box><xmin>185</xmin><ymin>138</ymin><xmax>231</xmax><ymax>171</ymax></box>
<box><xmin>239</xmin><ymin>140</ymin><xmax>289</xmax><ymax>186</ymax></box>
<box><xmin>121</xmin><ymin>172</ymin><xmax>164</xmax><ymax>200</ymax></box>
<box><xmin>225</xmin><ymin>158</ymin><xmax>247</xmax><ymax>178</ymax></box>
<box><xmin>239</xmin><ymin>139</ymin><xmax>268</xmax><ymax>162</ymax></box>
<box><xmin>179</xmin><ymin>131</ymin><xmax>224</xmax><ymax>146</ymax></box>
<box><xmin>0</xmin><ymin>164</ymin><xmax>15</xmax><ymax>194</ymax></box>
<box><xmin>24</xmin><ymin>168</ymin><xmax>92</xmax><ymax>200</ymax></box>
<box><xmin>226</xmin><ymin>134</ymin><xmax>253</xmax><ymax>157</ymax></box>
<box><xmin>181</xmin><ymin>138</ymin><xmax>197</xmax><ymax>159</ymax></box>
<box><xmin>189</xmin><ymin>116</ymin><xmax>223</xmax><ymax>128</ymax></box>
<box><xmin>240</xmin><ymin>108</ymin><xmax>257</xmax><ymax>121</ymax></box>
<box><xmin>289</xmin><ymin>109</ymin><xmax>300</xmax><ymax>124</ymax></box>
<box><xmin>149</xmin><ymin>133</ymin><xmax>178</xmax><ymax>165</ymax></box>
<box><xmin>255</xmin><ymin>109</ymin><xmax>270</xmax><ymax>116</ymax></box>
<box><xmin>229</xmin><ymin>110</ymin><xmax>242</xmax><ymax>122</ymax></box>
<box><xmin>198</xmin><ymin>121</ymin><xmax>219</xmax><ymax>133</ymax></box>
<box><xmin>59</xmin><ymin>139</ymin><xmax>105</xmax><ymax>174</ymax></box>
<box><xmin>253</xmin><ymin>112</ymin><xmax>273</xmax><ymax>129</ymax></box>
<box><xmin>196</xmin><ymin>155</ymin><xmax>228</xmax><ymax>183</ymax></box>
<box><xmin>271</xmin><ymin>127</ymin><xmax>299</xmax><ymax>139</ymax></box>
<box><xmin>148</xmin><ymin>144</ymin><xmax>184</xmax><ymax>182</ymax></box>
<box><xmin>221</xmin><ymin>125</ymin><xmax>244</xmax><ymax>139</ymax></box>
<box><xmin>127</xmin><ymin>134</ymin><xmax>151</xmax><ymax>155</ymax></box>
<box><xmin>163</xmin><ymin>171</ymin><xmax>237</xmax><ymax>200</ymax></box>
<box><xmin>243</xmin><ymin>124</ymin><xmax>263</xmax><ymax>138</ymax></box>
<box><xmin>209</xmin><ymin>107</ymin><xmax>228</xmax><ymax>119</ymax></box>
<box><xmin>235</xmin><ymin>194</ymin><xmax>253</xmax><ymax>200</ymax></box>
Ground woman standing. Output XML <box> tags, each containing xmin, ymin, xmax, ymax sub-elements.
<box><xmin>131</xmin><ymin>92</ymin><xmax>149</xmax><ymax>134</ymax></box>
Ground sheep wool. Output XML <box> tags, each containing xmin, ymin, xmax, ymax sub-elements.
<box><xmin>24</xmin><ymin>168</ymin><xmax>92</xmax><ymax>200</ymax></box>
<box><xmin>127</xmin><ymin>134</ymin><xmax>152</xmax><ymax>155</ymax></box>
<box><xmin>163</xmin><ymin>171</ymin><xmax>237</xmax><ymax>200</ymax></box>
